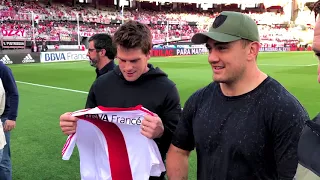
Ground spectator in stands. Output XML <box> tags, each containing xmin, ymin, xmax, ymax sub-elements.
<box><xmin>296</xmin><ymin>4</ymin><xmax>320</xmax><ymax>179</ymax></box>
<box><xmin>41</xmin><ymin>41</ymin><xmax>48</xmax><ymax>52</ymax></box>
<box><xmin>80</xmin><ymin>43</ymin><xmax>85</xmax><ymax>51</ymax></box>
<box><xmin>54</xmin><ymin>44</ymin><xmax>59</xmax><ymax>51</ymax></box>
<box><xmin>86</xmin><ymin>33</ymin><xmax>117</xmax><ymax>79</ymax></box>
<box><xmin>166</xmin><ymin>11</ymin><xmax>308</xmax><ymax>180</ymax></box>
<box><xmin>0</xmin><ymin>60</ymin><xmax>19</xmax><ymax>180</ymax></box>
<box><xmin>59</xmin><ymin>20</ymin><xmax>181</xmax><ymax>180</ymax></box>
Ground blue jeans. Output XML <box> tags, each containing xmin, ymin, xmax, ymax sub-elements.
<box><xmin>0</xmin><ymin>149</ymin><xmax>3</xmax><ymax>163</ymax></box>
<box><xmin>0</xmin><ymin>118</ymin><xmax>11</xmax><ymax>180</ymax></box>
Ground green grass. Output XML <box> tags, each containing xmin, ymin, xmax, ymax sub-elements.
<box><xmin>7</xmin><ymin>51</ymin><xmax>320</xmax><ymax>179</ymax></box>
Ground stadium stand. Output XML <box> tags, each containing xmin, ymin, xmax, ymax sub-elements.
<box><xmin>0</xmin><ymin>0</ymin><xmax>316</xmax><ymax>62</ymax></box>
<box><xmin>0</xmin><ymin>0</ymin><xmax>311</xmax><ymax>44</ymax></box>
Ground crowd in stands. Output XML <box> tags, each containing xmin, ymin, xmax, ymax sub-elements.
<box><xmin>0</xmin><ymin>0</ymin><xmax>315</xmax><ymax>48</ymax></box>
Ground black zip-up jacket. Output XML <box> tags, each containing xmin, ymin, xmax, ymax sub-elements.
<box><xmin>95</xmin><ymin>60</ymin><xmax>115</xmax><ymax>79</ymax></box>
<box><xmin>0</xmin><ymin>61</ymin><xmax>19</xmax><ymax>120</ymax></box>
<box><xmin>85</xmin><ymin>63</ymin><xmax>182</xmax><ymax>161</ymax></box>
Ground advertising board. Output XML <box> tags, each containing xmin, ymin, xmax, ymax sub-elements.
<box><xmin>40</xmin><ymin>51</ymin><xmax>89</xmax><ymax>63</ymax></box>
<box><xmin>0</xmin><ymin>53</ymin><xmax>40</xmax><ymax>65</ymax></box>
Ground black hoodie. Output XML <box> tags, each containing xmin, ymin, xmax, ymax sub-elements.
<box><xmin>85</xmin><ymin>63</ymin><xmax>182</xmax><ymax>161</ymax></box>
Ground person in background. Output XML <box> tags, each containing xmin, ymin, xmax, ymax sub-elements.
<box><xmin>81</xmin><ymin>43</ymin><xmax>85</xmax><ymax>51</ymax></box>
<box><xmin>0</xmin><ymin>78</ymin><xmax>7</xmax><ymax>163</ymax></box>
<box><xmin>41</xmin><ymin>41</ymin><xmax>48</xmax><ymax>52</ymax></box>
<box><xmin>86</xmin><ymin>33</ymin><xmax>117</xmax><ymax>79</ymax></box>
<box><xmin>54</xmin><ymin>44</ymin><xmax>59</xmax><ymax>51</ymax></box>
<box><xmin>0</xmin><ymin>61</ymin><xmax>19</xmax><ymax>180</ymax></box>
<box><xmin>295</xmin><ymin>3</ymin><xmax>320</xmax><ymax>179</ymax></box>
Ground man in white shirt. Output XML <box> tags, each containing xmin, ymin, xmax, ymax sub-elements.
<box><xmin>0</xmin><ymin>61</ymin><xmax>19</xmax><ymax>180</ymax></box>
<box><xmin>0</xmin><ymin>78</ymin><xmax>7</xmax><ymax>162</ymax></box>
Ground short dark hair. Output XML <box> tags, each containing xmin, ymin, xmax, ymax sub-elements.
<box><xmin>113</xmin><ymin>20</ymin><xmax>152</xmax><ymax>55</ymax></box>
<box><xmin>88</xmin><ymin>33</ymin><xmax>116</xmax><ymax>60</ymax></box>
<box><xmin>241</xmin><ymin>39</ymin><xmax>253</xmax><ymax>48</ymax></box>
<box><xmin>313</xmin><ymin>1</ymin><xmax>320</xmax><ymax>20</ymax></box>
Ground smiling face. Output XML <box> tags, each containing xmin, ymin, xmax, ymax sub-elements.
<box><xmin>206</xmin><ymin>39</ymin><xmax>250</xmax><ymax>84</ymax></box>
<box><xmin>117</xmin><ymin>46</ymin><xmax>150</xmax><ymax>82</ymax></box>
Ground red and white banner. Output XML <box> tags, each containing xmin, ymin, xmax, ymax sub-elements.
<box><xmin>79</xmin><ymin>31</ymin><xmax>111</xmax><ymax>37</ymax></box>
<box><xmin>1</xmin><ymin>29</ymin><xmax>26</xmax><ymax>37</ymax></box>
<box><xmin>79</xmin><ymin>32</ymin><xmax>96</xmax><ymax>37</ymax></box>
<box><xmin>260</xmin><ymin>41</ymin><xmax>285</xmax><ymax>48</ymax></box>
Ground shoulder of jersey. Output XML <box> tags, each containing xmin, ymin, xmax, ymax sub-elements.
<box><xmin>72</xmin><ymin>105</ymin><xmax>153</xmax><ymax>117</ymax></box>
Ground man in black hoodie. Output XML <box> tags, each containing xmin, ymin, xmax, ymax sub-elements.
<box><xmin>0</xmin><ymin>61</ymin><xmax>19</xmax><ymax>180</ymax></box>
<box><xmin>59</xmin><ymin>20</ymin><xmax>181</xmax><ymax>180</ymax></box>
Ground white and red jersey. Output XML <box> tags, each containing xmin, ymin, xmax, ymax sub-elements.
<box><xmin>62</xmin><ymin>105</ymin><xmax>165</xmax><ymax>180</ymax></box>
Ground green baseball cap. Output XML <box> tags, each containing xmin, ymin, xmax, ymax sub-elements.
<box><xmin>192</xmin><ymin>11</ymin><xmax>260</xmax><ymax>44</ymax></box>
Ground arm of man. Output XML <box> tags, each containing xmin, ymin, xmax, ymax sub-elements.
<box><xmin>166</xmin><ymin>144</ymin><xmax>190</xmax><ymax>180</ymax></box>
<box><xmin>0</xmin><ymin>64</ymin><xmax>18</xmax><ymax>131</ymax></box>
<box><xmin>270</xmin><ymin>100</ymin><xmax>309</xmax><ymax>180</ymax></box>
<box><xmin>166</xmin><ymin>91</ymin><xmax>198</xmax><ymax>180</ymax></box>
<box><xmin>155</xmin><ymin>85</ymin><xmax>181</xmax><ymax>157</ymax></box>
<box><xmin>1</xmin><ymin>64</ymin><xmax>19</xmax><ymax>121</ymax></box>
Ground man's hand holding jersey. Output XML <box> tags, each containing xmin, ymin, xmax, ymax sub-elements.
<box><xmin>141</xmin><ymin>114</ymin><xmax>164</xmax><ymax>139</ymax></box>
<box><xmin>60</xmin><ymin>112</ymin><xmax>78</xmax><ymax>135</ymax></box>
<box><xmin>60</xmin><ymin>111</ymin><xmax>164</xmax><ymax>139</ymax></box>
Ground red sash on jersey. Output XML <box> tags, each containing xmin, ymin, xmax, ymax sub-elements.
<box><xmin>62</xmin><ymin>105</ymin><xmax>153</xmax><ymax>180</ymax></box>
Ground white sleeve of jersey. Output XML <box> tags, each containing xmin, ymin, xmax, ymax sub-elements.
<box><xmin>148</xmin><ymin>140</ymin><xmax>166</xmax><ymax>177</ymax></box>
<box><xmin>62</xmin><ymin>133</ymin><xmax>77</xmax><ymax>160</ymax></box>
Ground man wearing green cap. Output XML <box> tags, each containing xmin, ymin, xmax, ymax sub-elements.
<box><xmin>166</xmin><ymin>11</ymin><xmax>309</xmax><ymax>180</ymax></box>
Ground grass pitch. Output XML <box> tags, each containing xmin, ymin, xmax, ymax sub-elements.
<box><xmin>7</xmin><ymin>51</ymin><xmax>320</xmax><ymax>179</ymax></box>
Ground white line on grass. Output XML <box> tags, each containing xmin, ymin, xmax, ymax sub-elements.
<box><xmin>259</xmin><ymin>63</ymin><xmax>318</xmax><ymax>67</ymax></box>
<box><xmin>15</xmin><ymin>81</ymin><xmax>88</xmax><ymax>94</ymax></box>
<box><xmin>10</xmin><ymin>61</ymin><xmax>88</xmax><ymax>67</ymax></box>
<box><xmin>14</xmin><ymin>62</ymin><xmax>318</xmax><ymax>94</ymax></box>
<box><xmin>150</xmin><ymin>60</ymin><xmax>318</xmax><ymax>67</ymax></box>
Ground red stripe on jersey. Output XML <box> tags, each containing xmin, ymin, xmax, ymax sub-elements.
<box><xmin>62</xmin><ymin>133</ymin><xmax>75</xmax><ymax>156</ymax></box>
<box><xmin>79</xmin><ymin>115</ymin><xmax>133</xmax><ymax>180</ymax></box>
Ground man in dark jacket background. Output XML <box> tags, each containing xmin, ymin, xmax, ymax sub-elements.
<box><xmin>60</xmin><ymin>20</ymin><xmax>181</xmax><ymax>180</ymax></box>
<box><xmin>86</xmin><ymin>33</ymin><xmax>117</xmax><ymax>79</ymax></box>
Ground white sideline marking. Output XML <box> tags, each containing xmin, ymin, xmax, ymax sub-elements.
<box><xmin>150</xmin><ymin>60</ymin><xmax>318</xmax><ymax>67</ymax></box>
<box><xmin>11</xmin><ymin>61</ymin><xmax>88</xmax><ymax>67</ymax></box>
<box><xmin>259</xmin><ymin>63</ymin><xmax>318</xmax><ymax>67</ymax></box>
<box><xmin>14</xmin><ymin>62</ymin><xmax>318</xmax><ymax>94</ymax></box>
<box><xmin>15</xmin><ymin>81</ymin><xmax>88</xmax><ymax>94</ymax></box>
